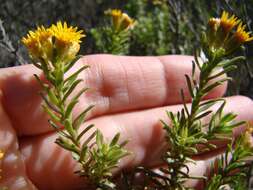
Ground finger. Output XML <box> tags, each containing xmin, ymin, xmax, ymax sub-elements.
<box><xmin>0</xmin><ymin>91</ymin><xmax>37</xmax><ymax>190</ymax></box>
<box><xmin>20</xmin><ymin>95</ymin><xmax>253</xmax><ymax>190</ymax></box>
<box><xmin>0</xmin><ymin>55</ymin><xmax>226</xmax><ymax>136</ymax></box>
<box><xmin>82</xmin><ymin>55</ymin><xmax>226</xmax><ymax>115</ymax></box>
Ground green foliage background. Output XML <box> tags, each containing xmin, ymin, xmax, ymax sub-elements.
<box><xmin>0</xmin><ymin>0</ymin><xmax>252</xmax><ymax>97</ymax></box>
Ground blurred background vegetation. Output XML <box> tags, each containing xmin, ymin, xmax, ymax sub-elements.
<box><xmin>0</xmin><ymin>0</ymin><xmax>252</xmax><ymax>98</ymax></box>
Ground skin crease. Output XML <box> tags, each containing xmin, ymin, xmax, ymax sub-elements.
<box><xmin>0</xmin><ymin>55</ymin><xmax>252</xmax><ymax>190</ymax></box>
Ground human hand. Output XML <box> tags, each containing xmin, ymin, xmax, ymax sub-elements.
<box><xmin>0</xmin><ymin>55</ymin><xmax>252</xmax><ymax>190</ymax></box>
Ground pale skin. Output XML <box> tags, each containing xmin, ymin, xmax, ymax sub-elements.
<box><xmin>0</xmin><ymin>55</ymin><xmax>253</xmax><ymax>190</ymax></box>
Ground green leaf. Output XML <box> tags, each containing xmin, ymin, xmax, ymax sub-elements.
<box><xmin>110</xmin><ymin>133</ymin><xmax>120</xmax><ymax>147</ymax></box>
<box><xmin>64</xmin><ymin>55</ymin><xmax>84</xmax><ymax>72</ymax></box>
<box><xmin>120</xmin><ymin>140</ymin><xmax>129</xmax><ymax>148</ymax></box>
<box><xmin>202</xmin><ymin>78</ymin><xmax>229</xmax><ymax>94</ymax></box>
<box><xmin>40</xmin><ymin>93</ymin><xmax>61</xmax><ymax>113</ymax></box>
<box><xmin>180</xmin><ymin>89</ymin><xmax>190</xmax><ymax>117</ymax></box>
<box><xmin>72</xmin><ymin>151</ymin><xmax>80</xmax><ymax>161</ymax></box>
<box><xmin>194</xmin><ymin>50</ymin><xmax>202</xmax><ymax>70</ymax></box>
<box><xmin>64</xmin><ymin>65</ymin><xmax>89</xmax><ymax>85</ymax></box>
<box><xmin>199</xmin><ymin>99</ymin><xmax>224</xmax><ymax>112</ymax></box>
<box><xmin>34</xmin><ymin>74</ymin><xmax>48</xmax><ymax>90</ymax></box>
<box><xmin>194</xmin><ymin>110</ymin><xmax>212</xmax><ymax>121</ymax></box>
<box><xmin>207</xmin><ymin>65</ymin><xmax>237</xmax><ymax>81</ymax></box>
<box><xmin>73</xmin><ymin>105</ymin><xmax>94</xmax><ymax>130</ymax></box>
<box><xmin>220</xmin><ymin>113</ymin><xmax>237</xmax><ymax>124</ymax></box>
<box><xmin>72</xmin><ymin>87</ymin><xmax>89</xmax><ymax>103</ymax></box>
<box><xmin>42</xmin><ymin>104</ymin><xmax>60</xmax><ymax>123</ymax></box>
<box><xmin>48</xmin><ymin>119</ymin><xmax>60</xmax><ymax>130</ymax></box>
<box><xmin>185</xmin><ymin>74</ymin><xmax>194</xmax><ymax>98</ymax></box>
<box><xmin>65</xmin><ymin>99</ymin><xmax>79</xmax><ymax>119</ymax></box>
<box><xmin>77</xmin><ymin>124</ymin><xmax>95</xmax><ymax>141</ymax></box>
<box><xmin>64</xmin><ymin>118</ymin><xmax>76</xmax><ymax>138</ymax></box>
<box><xmin>55</xmin><ymin>137</ymin><xmax>78</xmax><ymax>154</ymax></box>
<box><xmin>47</xmin><ymin>88</ymin><xmax>59</xmax><ymax>106</ymax></box>
<box><xmin>218</xmin><ymin>56</ymin><xmax>245</xmax><ymax>67</ymax></box>
<box><xmin>62</xmin><ymin>79</ymin><xmax>83</xmax><ymax>102</ymax></box>
<box><xmin>96</xmin><ymin>130</ymin><xmax>104</xmax><ymax>149</ymax></box>
<box><xmin>79</xmin><ymin>144</ymin><xmax>88</xmax><ymax>162</ymax></box>
<box><xmin>192</xmin><ymin>61</ymin><xmax>196</xmax><ymax>78</ymax></box>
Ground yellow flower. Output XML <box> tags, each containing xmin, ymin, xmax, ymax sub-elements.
<box><xmin>220</xmin><ymin>11</ymin><xmax>240</xmax><ymax>34</ymax></box>
<box><xmin>22</xmin><ymin>26</ymin><xmax>53</xmax><ymax>60</ymax></box>
<box><xmin>106</xmin><ymin>9</ymin><xmax>135</xmax><ymax>31</ymax></box>
<box><xmin>22</xmin><ymin>22</ymin><xmax>85</xmax><ymax>65</ymax></box>
<box><xmin>49</xmin><ymin>22</ymin><xmax>84</xmax><ymax>46</ymax></box>
<box><xmin>49</xmin><ymin>21</ymin><xmax>85</xmax><ymax>62</ymax></box>
<box><xmin>234</xmin><ymin>23</ymin><xmax>253</xmax><ymax>44</ymax></box>
<box><xmin>120</xmin><ymin>13</ymin><xmax>135</xmax><ymax>30</ymax></box>
<box><xmin>205</xmin><ymin>11</ymin><xmax>253</xmax><ymax>56</ymax></box>
<box><xmin>109</xmin><ymin>9</ymin><xmax>122</xmax><ymax>30</ymax></box>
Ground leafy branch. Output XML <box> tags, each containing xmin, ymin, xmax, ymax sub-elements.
<box><xmin>135</xmin><ymin>11</ymin><xmax>253</xmax><ymax>189</ymax></box>
<box><xmin>22</xmin><ymin>22</ymin><xmax>129</xmax><ymax>189</ymax></box>
<box><xmin>205</xmin><ymin>132</ymin><xmax>253</xmax><ymax>190</ymax></box>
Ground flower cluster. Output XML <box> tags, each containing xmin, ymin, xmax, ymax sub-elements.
<box><xmin>105</xmin><ymin>9</ymin><xmax>135</xmax><ymax>31</ymax></box>
<box><xmin>205</xmin><ymin>11</ymin><xmax>253</xmax><ymax>56</ymax></box>
<box><xmin>22</xmin><ymin>21</ymin><xmax>84</xmax><ymax>64</ymax></box>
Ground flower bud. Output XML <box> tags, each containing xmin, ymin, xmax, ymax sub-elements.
<box><xmin>106</xmin><ymin>9</ymin><xmax>135</xmax><ymax>32</ymax></box>
<box><xmin>120</xmin><ymin>13</ymin><xmax>135</xmax><ymax>31</ymax></box>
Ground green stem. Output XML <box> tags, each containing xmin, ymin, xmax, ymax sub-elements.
<box><xmin>188</xmin><ymin>57</ymin><xmax>219</xmax><ymax>128</ymax></box>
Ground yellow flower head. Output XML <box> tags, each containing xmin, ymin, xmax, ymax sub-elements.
<box><xmin>234</xmin><ymin>23</ymin><xmax>253</xmax><ymax>44</ymax></box>
<box><xmin>49</xmin><ymin>21</ymin><xmax>85</xmax><ymax>46</ymax></box>
<box><xmin>22</xmin><ymin>26</ymin><xmax>52</xmax><ymax>60</ymax></box>
<box><xmin>220</xmin><ymin>11</ymin><xmax>240</xmax><ymax>33</ymax></box>
<box><xmin>49</xmin><ymin>22</ymin><xmax>85</xmax><ymax>62</ymax></box>
<box><xmin>106</xmin><ymin>9</ymin><xmax>135</xmax><ymax>31</ymax></box>
<box><xmin>22</xmin><ymin>22</ymin><xmax>85</xmax><ymax>64</ymax></box>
